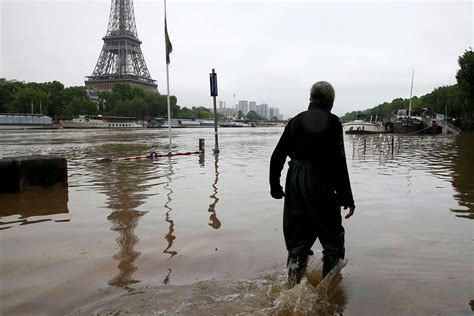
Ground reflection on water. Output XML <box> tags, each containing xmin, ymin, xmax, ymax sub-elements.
<box><xmin>451</xmin><ymin>133</ymin><xmax>474</xmax><ymax>219</ymax></box>
<box><xmin>162</xmin><ymin>160</ymin><xmax>176</xmax><ymax>285</ymax></box>
<box><xmin>350</xmin><ymin>133</ymin><xmax>473</xmax><ymax>220</ymax></box>
<box><xmin>163</xmin><ymin>160</ymin><xmax>177</xmax><ymax>259</ymax></box>
<box><xmin>107</xmin><ymin>209</ymin><xmax>146</xmax><ymax>288</ymax></box>
<box><xmin>0</xmin><ymin>186</ymin><xmax>69</xmax><ymax>230</ymax></box>
<box><xmin>162</xmin><ymin>268</ymin><xmax>172</xmax><ymax>285</ymax></box>
<box><xmin>94</xmin><ymin>158</ymin><xmax>150</xmax><ymax>289</ymax></box>
<box><xmin>351</xmin><ymin>134</ymin><xmax>402</xmax><ymax>162</ymax></box>
<box><xmin>208</xmin><ymin>154</ymin><xmax>221</xmax><ymax>229</ymax></box>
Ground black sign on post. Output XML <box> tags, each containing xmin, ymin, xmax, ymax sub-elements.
<box><xmin>210</xmin><ymin>69</ymin><xmax>219</xmax><ymax>153</ymax></box>
<box><xmin>210</xmin><ymin>72</ymin><xmax>218</xmax><ymax>97</ymax></box>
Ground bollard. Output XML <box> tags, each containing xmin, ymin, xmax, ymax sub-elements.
<box><xmin>199</xmin><ymin>138</ymin><xmax>205</xmax><ymax>153</ymax></box>
<box><xmin>199</xmin><ymin>138</ymin><xmax>205</xmax><ymax>165</ymax></box>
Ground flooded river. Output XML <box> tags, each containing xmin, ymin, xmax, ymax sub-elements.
<box><xmin>0</xmin><ymin>128</ymin><xmax>473</xmax><ymax>315</ymax></box>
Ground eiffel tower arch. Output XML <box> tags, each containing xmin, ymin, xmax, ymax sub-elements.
<box><xmin>85</xmin><ymin>0</ymin><xmax>157</xmax><ymax>92</ymax></box>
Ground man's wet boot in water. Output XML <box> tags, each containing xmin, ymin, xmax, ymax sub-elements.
<box><xmin>287</xmin><ymin>256</ymin><xmax>308</xmax><ymax>288</ymax></box>
<box><xmin>322</xmin><ymin>232</ymin><xmax>345</xmax><ymax>278</ymax></box>
<box><xmin>322</xmin><ymin>256</ymin><xmax>341</xmax><ymax>278</ymax></box>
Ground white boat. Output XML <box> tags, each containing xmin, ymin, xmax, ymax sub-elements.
<box><xmin>219</xmin><ymin>121</ymin><xmax>249</xmax><ymax>127</ymax></box>
<box><xmin>160</xmin><ymin>118</ymin><xmax>216</xmax><ymax>128</ymax></box>
<box><xmin>0</xmin><ymin>114</ymin><xmax>53</xmax><ymax>130</ymax></box>
<box><xmin>62</xmin><ymin>115</ymin><xmax>142</xmax><ymax>129</ymax></box>
<box><xmin>178</xmin><ymin>119</ymin><xmax>215</xmax><ymax>128</ymax></box>
<box><xmin>343</xmin><ymin>115</ymin><xmax>387</xmax><ymax>134</ymax></box>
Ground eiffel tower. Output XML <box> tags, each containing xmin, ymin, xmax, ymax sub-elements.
<box><xmin>85</xmin><ymin>0</ymin><xmax>157</xmax><ymax>92</ymax></box>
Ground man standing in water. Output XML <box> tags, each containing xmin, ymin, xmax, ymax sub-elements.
<box><xmin>269</xmin><ymin>81</ymin><xmax>355</xmax><ymax>287</ymax></box>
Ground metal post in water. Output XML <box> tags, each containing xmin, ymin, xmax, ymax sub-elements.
<box><xmin>199</xmin><ymin>138</ymin><xmax>205</xmax><ymax>165</ymax></box>
<box><xmin>213</xmin><ymin>95</ymin><xmax>219</xmax><ymax>154</ymax></box>
<box><xmin>210</xmin><ymin>68</ymin><xmax>219</xmax><ymax>154</ymax></box>
<box><xmin>199</xmin><ymin>138</ymin><xmax>205</xmax><ymax>153</ymax></box>
<box><xmin>391</xmin><ymin>135</ymin><xmax>394</xmax><ymax>153</ymax></box>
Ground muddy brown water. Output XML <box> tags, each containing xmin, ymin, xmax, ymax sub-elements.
<box><xmin>0</xmin><ymin>128</ymin><xmax>472</xmax><ymax>315</ymax></box>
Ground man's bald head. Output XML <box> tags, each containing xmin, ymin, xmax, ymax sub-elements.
<box><xmin>310</xmin><ymin>81</ymin><xmax>335</xmax><ymax>110</ymax></box>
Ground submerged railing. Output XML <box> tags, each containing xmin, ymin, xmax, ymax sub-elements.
<box><xmin>437</xmin><ymin>120</ymin><xmax>462</xmax><ymax>135</ymax></box>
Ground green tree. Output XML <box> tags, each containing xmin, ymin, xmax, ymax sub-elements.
<box><xmin>455</xmin><ymin>48</ymin><xmax>474</xmax><ymax>129</ymax></box>
<box><xmin>194</xmin><ymin>106</ymin><xmax>212</xmax><ymax>119</ymax></box>
<box><xmin>177</xmin><ymin>107</ymin><xmax>194</xmax><ymax>118</ymax></box>
<box><xmin>99</xmin><ymin>83</ymin><xmax>178</xmax><ymax>118</ymax></box>
<box><xmin>456</xmin><ymin>48</ymin><xmax>474</xmax><ymax>100</ymax></box>
<box><xmin>245</xmin><ymin>110</ymin><xmax>265</xmax><ymax>120</ymax></box>
<box><xmin>43</xmin><ymin>81</ymin><xmax>65</xmax><ymax>117</ymax></box>
<box><xmin>7</xmin><ymin>85</ymin><xmax>50</xmax><ymax>114</ymax></box>
<box><xmin>62</xmin><ymin>97</ymin><xmax>98</xmax><ymax>116</ymax></box>
<box><xmin>0</xmin><ymin>82</ymin><xmax>19</xmax><ymax>112</ymax></box>
<box><xmin>60</xmin><ymin>86</ymin><xmax>97</xmax><ymax>117</ymax></box>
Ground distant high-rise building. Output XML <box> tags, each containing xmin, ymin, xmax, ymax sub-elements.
<box><xmin>270</xmin><ymin>107</ymin><xmax>280</xmax><ymax>120</ymax></box>
<box><xmin>249</xmin><ymin>101</ymin><xmax>257</xmax><ymax>113</ymax></box>
<box><xmin>237</xmin><ymin>100</ymin><xmax>249</xmax><ymax>115</ymax></box>
<box><xmin>258</xmin><ymin>103</ymin><xmax>269</xmax><ymax>119</ymax></box>
<box><xmin>218</xmin><ymin>101</ymin><xmax>226</xmax><ymax>109</ymax></box>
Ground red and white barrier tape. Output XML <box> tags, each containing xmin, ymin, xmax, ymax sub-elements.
<box><xmin>114</xmin><ymin>150</ymin><xmax>202</xmax><ymax>161</ymax></box>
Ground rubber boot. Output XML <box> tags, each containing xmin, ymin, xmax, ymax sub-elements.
<box><xmin>287</xmin><ymin>256</ymin><xmax>308</xmax><ymax>288</ymax></box>
<box><xmin>322</xmin><ymin>256</ymin><xmax>339</xmax><ymax>278</ymax></box>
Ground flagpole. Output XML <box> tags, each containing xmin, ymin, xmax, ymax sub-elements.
<box><xmin>164</xmin><ymin>0</ymin><xmax>171</xmax><ymax>154</ymax></box>
<box><xmin>408</xmin><ymin>69</ymin><xmax>414</xmax><ymax>117</ymax></box>
<box><xmin>166</xmin><ymin>58</ymin><xmax>171</xmax><ymax>154</ymax></box>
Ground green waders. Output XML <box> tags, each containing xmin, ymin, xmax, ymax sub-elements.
<box><xmin>283</xmin><ymin>159</ymin><xmax>345</xmax><ymax>285</ymax></box>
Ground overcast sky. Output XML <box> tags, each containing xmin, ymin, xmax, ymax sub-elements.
<box><xmin>1</xmin><ymin>0</ymin><xmax>472</xmax><ymax>117</ymax></box>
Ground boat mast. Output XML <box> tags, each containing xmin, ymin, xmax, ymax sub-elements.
<box><xmin>408</xmin><ymin>69</ymin><xmax>414</xmax><ymax>117</ymax></box>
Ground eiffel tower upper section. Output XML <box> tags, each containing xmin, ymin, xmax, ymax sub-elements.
<box><xmin>85</xmin><ymin>0</ymin><xmax>157</xmax><ymax>92</ymax></box>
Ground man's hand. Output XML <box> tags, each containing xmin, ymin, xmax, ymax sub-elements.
<box><xmin>271</xmin><ymin>186</ymin><xmax>285</xmax><ymax>199</ymax></box>
<box><xmin>343</xmin><ymin>205</ymin><xmax>355</xmax><ymax>219</ymax></box>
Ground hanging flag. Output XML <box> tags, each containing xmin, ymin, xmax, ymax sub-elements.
<box><xmin>165</xmin><ymin>16</ymin><xmax>173</xmax><ymax>64</ymax></box>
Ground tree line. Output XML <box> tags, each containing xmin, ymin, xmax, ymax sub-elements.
<box><xmin>341</xmin><ymin>49</ymin><xmax>474</xmax><ymax>130</ymax></box>
<box><xmin>0</xmin><ymin>81</ymin><xmax>217</xmax><ymax>119</ymax></box>
<box><xmin>0</xmin><ymin>80</ymin><xmax>277</xmax><ymax>121</ymax></box>
<box><xmin>0</xmin><ymin>81</ymin><xmax>96</xmax><ymax>117</ymax></box>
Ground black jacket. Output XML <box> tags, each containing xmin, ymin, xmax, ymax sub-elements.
<box><xmin>269</xmin><ymin>102</ymin><xmax>355</xmax><ymax>207</ymax></box>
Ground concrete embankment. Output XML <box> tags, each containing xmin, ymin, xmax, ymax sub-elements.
<box><xmin>0</xmin><ymin>155</ymin><xmax>67</xmax><ymax>192</ymax></box>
